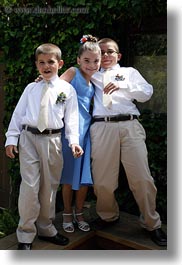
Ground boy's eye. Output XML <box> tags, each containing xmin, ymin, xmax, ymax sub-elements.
<box><xmin>39</xmin><ymin>60</ymin><xmax>56</xmax><ymax>65</ymax></box>
<box><xmin>48</xmin><ymin>60</ymin><xmax>55</xmax><ymax>64</ymax></box>
<box><xmin>101</xmin><ymin>50</ymin><xmax>118</xmax><ymax>56</ymax></box>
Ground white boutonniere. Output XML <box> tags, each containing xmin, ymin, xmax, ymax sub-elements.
<box><xmin>115</xmin><ymin>74</ymin><xmax>125</xmax><ymax>81</ymax></box>
<box><xmin>56</xmin><ymin>92</ymin><xmax>67</xmax><ymax>104</ymax></box>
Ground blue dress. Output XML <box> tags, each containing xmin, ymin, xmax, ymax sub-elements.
<box><xmin>60</xmin><ymin>68</ymin><xmax>94</xmax><ymax>190</ymax></box>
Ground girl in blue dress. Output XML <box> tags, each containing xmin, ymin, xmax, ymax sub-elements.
<box><xmin>60</xmin><ymin>35</ymin><xmax>101</xmax><ymax>233</ymax></box>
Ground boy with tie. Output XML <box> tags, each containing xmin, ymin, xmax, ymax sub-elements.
<box><xmin>90</xmin><ymin>38</ymin><xmax>167</xmax><ymax>246</ymax></box>
<box><xmin>5</xmin><ymin>43</ymin><xmax>83</xmax><ymax>250</ymax></box>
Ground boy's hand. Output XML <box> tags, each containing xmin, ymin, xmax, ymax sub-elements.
<box><xmin>71</xmin><ymin>144</ymin><xmax>84</xmax><ymax>158</ymax></box>
<box><xmin>5</xmin><ymin>145</ymin><xmax>18</xmax><ymax>159</ymax></box>
<box><xmin>35</xmin><ymin>75</ymin><xmax>43</xmax><ymax>82</ymax></box>
<box><xmin>103</xmin><ymin>82</ymin><xmax>119</xmax><ymax>94</ymax></box>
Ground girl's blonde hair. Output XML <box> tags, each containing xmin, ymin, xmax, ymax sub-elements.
<box><xmin>78</xmin><ymin>34</ymin><xmax>101</xmax><ymax>57</ymax></box>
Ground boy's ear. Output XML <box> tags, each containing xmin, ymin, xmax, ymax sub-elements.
<box><xmin>77</xmin><ymin>57</ymin><xmax>80</xmax><ymax>65</ymax></box>
<box><xmin>117</xmin><ymin>53</ymin><xmax>122</xmax><ymax>61</ymax></box>
<box><xmin>58</xmin><ymin>60</ymin><xmax>64</xmax><ymax>69</ymax></box>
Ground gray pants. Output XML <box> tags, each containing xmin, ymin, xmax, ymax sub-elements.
<box><xmin>17</xmin><ymin>130</ymin><xmax>63</xmax><ymax>243</ymax></box>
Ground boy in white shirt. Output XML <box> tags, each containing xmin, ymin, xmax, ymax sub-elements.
<box><xmin>5</xmin><ymin>43</ymin><xmax>83</xmax><ymax>250</ymax></box>
<box><xmin>90</xmin><ymin>38</ymin><xmax>167</xmax><ymax>246</ymax></box>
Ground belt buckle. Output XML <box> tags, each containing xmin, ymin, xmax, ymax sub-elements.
<box><xmin>130</xmin><ymin>114</ymin><xmax>133</xmax><ymax>120</ymax></box>
<box><xmin>104</xmin><ymin>116</ymin><xmax>110</xmax><ymax>122</ymax></box>
<box><xmin>49</xmin><ymin>129</ymin><xmax>52</xmax><ymax>134</ymax></box>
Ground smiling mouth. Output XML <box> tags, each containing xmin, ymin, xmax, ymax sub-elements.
<box><xmin>44</xmin><ymin>70</ymin><xmax>51</xmax><ymax>74</ymax></box>
<box><xmin>87</xmin><ymin>68</ymin><xmax>96</xmax><ymax>71</ymax></box>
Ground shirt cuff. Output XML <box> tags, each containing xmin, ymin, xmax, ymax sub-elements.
<box><xmin>67</xmin><ymin>136</ymin><xmax>79</xmax><ymax>147</ymax></box>
<box><xmin>5</xmin><ymin>136</ymin><xmax>19</xmax><ymax>147</ymax></box>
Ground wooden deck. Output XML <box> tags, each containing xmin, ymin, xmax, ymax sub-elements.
<box><xmin>0</xmin><ymin>205</ymin><xmax>167</xmax><ymax>250</ymax></box>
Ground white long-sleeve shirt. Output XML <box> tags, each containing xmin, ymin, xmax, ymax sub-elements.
<box><xmin>5</xmin><ymin>75</ymin><xmax>79</xmax><ymax>147</ymax></box>
<box><xmin>91</xmin><ymin>64</ymin><xmax>153</xmax><ymax>116</ymax></box>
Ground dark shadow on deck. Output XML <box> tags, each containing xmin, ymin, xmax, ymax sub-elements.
<box><xmin>0</xmin><ymin>206</ymin><xmax>167</xmax><ymax>250</ymax></box>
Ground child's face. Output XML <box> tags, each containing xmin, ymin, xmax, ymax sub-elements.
<box><xmin>77</xmin><ymin>50</ymin><xmax>101</xmax><ymax>78</ymax></box>
<box><xmin>99</xmin><ymin>42</ymin><xmax>122</xmax><ymax>69</ymax></box>
<box><xmin>36</xmin><ymin>53</ymin><xmax>63</xmax><ymax>81</ymax></box>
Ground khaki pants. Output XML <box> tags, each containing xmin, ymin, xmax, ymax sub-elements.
<box><xmin>17</xmin><ymin>130</ymin><xmax>63</xmax><ymax>243</ymax></box>
<box><xmin>90</xmin><ymin>119</ymin><xmax>161</xmax><ymax>230</ymax></box>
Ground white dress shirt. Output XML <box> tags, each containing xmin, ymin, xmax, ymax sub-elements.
<box><xmin>5</xmin><ymin>75</ymin><xmax>79</xmax><ymax>146</ymax></box>
<box><xmin>91</xmin><ymin>64</ymin><xmax>153</xmax><ymax>116</ymax></box>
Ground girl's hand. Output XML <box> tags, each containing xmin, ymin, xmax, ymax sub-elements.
<box><xmin>71</xmin><ymin>144</ymin><xmax>84</xmax><ymax>158</ymax></box>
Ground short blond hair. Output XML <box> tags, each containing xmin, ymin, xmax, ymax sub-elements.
<box><xmin>98</xmin><ymin>38</ymin><xmax>119</xmax><ymax>53</ymax></box>
<box><xmin>35</xmin><ymin>43</ymin><xmax>62</xmax><ymax>61</ymax></box>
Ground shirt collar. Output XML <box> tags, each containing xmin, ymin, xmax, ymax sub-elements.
<box><xmin>100</xmin><ymin>64</ymin><xmax>120</xmax><ymax>73</ymax></box>
<box><xmin>43</xmin><ymin>75</ymin><xmax>59</xmax><ymax>86</ymax></box>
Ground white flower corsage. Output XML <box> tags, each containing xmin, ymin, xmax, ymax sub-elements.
<box><xmin>115</xmin><ymin>74</ymin><xmax>125</xmax><ymax>81</ymax></box>
<box><xmin>56</xmin><ymin>92</ymin><xmax>66</xmax><ymax>104</ymax></box>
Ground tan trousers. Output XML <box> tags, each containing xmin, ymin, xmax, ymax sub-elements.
<box><xmin>17</xmin><ymin>130</ymin><xmax>63</xmax><ymax>243</ymax></box>
<box><xmin>90</xmin><ymin>119</ymin><xmax>161</xmax><ymax>231</ymax></box>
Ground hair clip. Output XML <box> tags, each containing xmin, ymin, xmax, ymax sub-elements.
<box><xmin>80</xmin><ymin>34</ymin><xmax>97</xmax><ymax>44</ymax></box>
<box><xmin>80</xmin><ymin>35</ymin><xmax>89</xmax><ymax>44</ymax></box>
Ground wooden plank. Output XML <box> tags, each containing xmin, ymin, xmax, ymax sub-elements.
<box><xmin>94</xmin><ymin>236</ymin><xmax>135</xmax><ymax>250</ymax></box>
<box><xmin>64</xmin><ymin>231</ymin><xmax>95</xmax><ymax>250</ymax></box>
<box><xmin>96</xmin><ymin>230</ymin><xmax>152</xmax><ymax>250</ymax></box>
<box><xmin>0</xmin><ymin>233</ymin><xmax>17</xmax><ymax>250</ymax></box>
<box><xmin>91</xmin><ymin>211</ymin><xmax>167</xmax><ymax>250</ymax></box>
<box><xmin>0</xmin><ymin>209</ymin><xmax>167</xmax><ymax>250</ymax></box>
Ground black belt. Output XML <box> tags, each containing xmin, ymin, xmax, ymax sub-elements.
<box><xmin>22</xmin><ymin>125</ymin><xmax>61</xmax><ymax>135</ymax></box>
<box><xmin>92</xmin><ymin>114</ymin><xmax>138</xmax><ymax>122</ymax></box>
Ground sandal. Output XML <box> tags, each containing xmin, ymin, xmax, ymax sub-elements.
<box><xmin>74</xmin><ymin>212</ymin><xmax>90</xmax><ymax>232</ymax></box>
<box><xmin>62</xmin><ymin>213</ymin><xmax>75</xmax><ymax>233</ymax></box>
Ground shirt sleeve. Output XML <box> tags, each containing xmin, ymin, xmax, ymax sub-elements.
<box><xmin>5</xmin><ymin>86</ymin><xmax>29</xmax><ymax>147</ymax></box>
<box><xmin>63</xmin><ymin>85</ymin><xmax>79</xmax><ymax>146</ymax></box>
<box><xmin>118</xmin><ymin>67</ymin><xmax>153</xmax><ymax>102</ymax></box>
<box><xmin>91</xmin><ymin>72</ymin><xmax>103</xmax><ymax>90</ymax></box>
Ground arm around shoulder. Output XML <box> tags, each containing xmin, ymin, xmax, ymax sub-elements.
<box><xmin>60</xmin><ymin>67</ymin><xmax>76</xmax><ymax>83</ymax></box>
